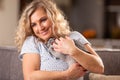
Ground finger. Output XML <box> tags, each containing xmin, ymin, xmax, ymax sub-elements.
<box><xmin>70</xmin><ymin>63</ymin><xmax>77</xmax><ymax>67</ymax></box>
<box><xmin>79</xmin><ymin>71</ymin><xmax>86</xmax><ymax>76</ymax></box>
<box><xmin>75</xmin><ymin>63</ymin><xmax>81</xmax><ymax>66</ymax></box>
<box><xmin>52</xmin><ymin>43</ymin><xmax>58</xmax><ymax>49</ymax></box>
<box><xmin>59</xmin><ymin>37</ymin><xmax>64</xmax><ymax>41</ymax></box>
<box><xmin>79</xmin><ymin>66</ymin><xmax>87</xmax><ymax>71</ymax></box>
<box><xmin>52</xmin><ymin>44</ymin><xmax>61</xmax><ymax>52</ymax></box>
<box><xmin>65</xmin><ymin>36</ymin><xmax>71</xmax><ymax>40</ymax></box>
<box><xmin>53</xmin><ymin>48</ymin><xmax>61</xmax><ymax>52</ymax></box>
<box><xmin>55</xmin><ymin>39</ymin><xmax>60</xmax><ymax>44</ymax></box>
<box><xmin>72</xmin><ymin>63</ymin><xmax>80</xmax><ymax>67</ymax></box>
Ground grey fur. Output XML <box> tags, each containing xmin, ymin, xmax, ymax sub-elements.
<box><xmin>46</xmin><ymin>37</ymin><xmax>86</xmax><ymax>66</ymax></box>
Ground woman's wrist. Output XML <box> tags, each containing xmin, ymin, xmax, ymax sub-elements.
<box><xmin>69</xmin><ymin>46</ymin><xmax>85</xmax><ymax>60</ymax></box>
<box><xmin>69</xmin><ymin>46</ymin><xmax>79</xmax><ymax>56</ymax></box>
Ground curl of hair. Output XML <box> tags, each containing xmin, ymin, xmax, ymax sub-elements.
<box><xmin>15</xmin><ymin>0</ymin><xmax>72</xmax><ymax>51</ymax></box>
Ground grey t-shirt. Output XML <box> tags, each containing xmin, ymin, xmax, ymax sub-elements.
<box><xmin>19</xmin><ymin>31</ymin><xmax>90</xmax><ymax>71</ymax></box>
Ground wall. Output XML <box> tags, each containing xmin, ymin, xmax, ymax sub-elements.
<box><xmin>0</xmin><ymin>0</ymin><xmax>19</xmax><ymax>46</ymax></box>
<box><xmin>69</xmin><ymin>0</ymin><xmax>105</xmax><ymax>38</ymax></box>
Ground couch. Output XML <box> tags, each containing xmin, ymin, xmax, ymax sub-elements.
<box><xmin>84</xmin><ymin>50</ymin><xmax>120</xmax><ymax>80</ymax></box>
<box><xmin>0</xmin><ymin>46</ymin><xmax>120</xmax><ymax>80</ymax></box>
<box><xmin>0</xmin><ymin>46</ymin><xmax>23</xmax><ymax>80</ymax></box>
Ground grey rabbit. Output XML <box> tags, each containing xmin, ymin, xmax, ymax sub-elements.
<box><xmin>46</xmin><ymin>37</ymin><xmax>85</xmax><ymax>66</ymax></box>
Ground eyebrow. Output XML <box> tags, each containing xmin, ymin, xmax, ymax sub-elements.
<box><xmin>39</xmin><ymin>16</ymin><xmax>48</xmax><ymax>20</ymax></box>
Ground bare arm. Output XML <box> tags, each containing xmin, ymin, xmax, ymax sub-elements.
<box><xmin>53</xmin><ymin>36</ymin><xmax>104</xmax><ymax>74</ymax></box>
<box><xmin>70</xmin><ymin>43</ymin><xmax>104</xmax><ymax>73</ymax></box>
<box><xmin>22</xmin><ymin>53</ymin><xmax>86</xmax><ymax>80</ymax></box>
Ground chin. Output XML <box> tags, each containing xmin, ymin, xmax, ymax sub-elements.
<box><xmin>38</xmin><ymin>31</ymin><xmax>52</xmax><ymax>41</ymax></box>
<box><xmin>42</xmin><ymin>35</ymin><xmax>51</xmax><ymax>41</ymax></box>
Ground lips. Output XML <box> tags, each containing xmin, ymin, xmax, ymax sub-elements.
<box><xmin>40</xmin><ymin>28</ymin><xmax>49</xmax><ymax>35</ymax></box>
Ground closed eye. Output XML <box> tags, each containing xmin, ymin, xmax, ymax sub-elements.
<box><xmin>31</xmin><ymin>23</ymin><xmax>36</xmax><ymax>27</ymax></box>
<box><xmin>40</xmin><ymin>17</ymin><xmax>47</xmax><ymax>22</ymax></box>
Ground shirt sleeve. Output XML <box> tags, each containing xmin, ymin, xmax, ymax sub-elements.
<box><xmin>70</xmin><ymin>31</ymin><xmax>91</xmax><ymax>45</ymax></box>
<box><xmin>69</xmin><ymin>31</ymin><xmax>91</xmax><ymax>51</ymax></box>
<box><xmin>19</xmin><ymin>36</ymin><xmax>39</xmax><ymax>60</ymax></box>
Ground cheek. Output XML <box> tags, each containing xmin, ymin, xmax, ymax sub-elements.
<box><xmin>32</xmin><ymin>27</ymin><xmax>38</xmax><ymax>34</ymax></box>
<box><xmin>45</xmin><ymin>20</ymin><xmax>53</xmax><ymax>28</ymax></box>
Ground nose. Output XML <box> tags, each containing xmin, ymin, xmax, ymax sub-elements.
<box><xmin>37</xmin><ymin>23</ymin><xmax>45</xmax><ymax>31</ymax></box>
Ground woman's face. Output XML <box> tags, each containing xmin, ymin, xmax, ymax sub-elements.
<box><xmin>30</xmin><ymin>7</ymin><xmax>53</xmax><ymax>42</ymax></box>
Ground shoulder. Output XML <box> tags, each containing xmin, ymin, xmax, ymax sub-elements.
<box><xmin>70</xmin><ymin>31</ymin><xmax>80</xmax><ymax>35</ymax></box>
<box><xmin>69</xmin><ymin>31</ymin><xmax>84</xmax><ymax>39</ymax></box>
<box><xmin>19</xmin><ymin>36</ymin><xmax>40</xmax><ymax>60</ymax></box>
<box><xmin>69</xmin><ymin>31</ymin><xmax>91</xmax><ymax>45</ymax></box>
<box><xmin>23</xmin><ymin>36</ymin><xmax>40</xmax><ymax>46</ymax></box>
<box><xmin>21</xmin><ymin>35</ymin><xmax>40</xmax><ymax>52</ymax></box>
<box><xmin>24</xmin><ymin>36</ymin><xmax>36</xmax><ymax>43</ymax></box>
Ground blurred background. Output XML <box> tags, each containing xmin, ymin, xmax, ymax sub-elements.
<box><xmin>0</xmin><ymin>0</ymin><xmax>120</xmax><ymax>48</ymax></box>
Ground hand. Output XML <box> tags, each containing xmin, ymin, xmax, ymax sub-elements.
<box><xmin>53</xmin><ymin>36</ymin><xmax>76</xmax><ymax>55</ymax></box>
<box><xmin>65</xmin><ymin>63</ymin><xmax>86</xmax><ymax>80</ymax></box>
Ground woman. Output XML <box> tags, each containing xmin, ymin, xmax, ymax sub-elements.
<box><xmin>15</xmin><ymin>0</ymin><xmax>104</xmax><ymax>80</ymax></box>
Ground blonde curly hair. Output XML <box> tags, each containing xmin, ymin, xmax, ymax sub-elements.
<box><xmin>15</xmin><ymin>0</ymin><xmax>72</xmax><ymax>51</ymax></box>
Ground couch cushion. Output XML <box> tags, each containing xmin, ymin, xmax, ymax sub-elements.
<box><xmin>97</xmin><ymin>51</ymin><xmax>120</xmax><ymax>75</ymax></box>
<box><xmin>0</xmin><ymin>47</ymin><xmax>23</xmax><ymax>80</ymax></box>
<box><xmin>84</xmin><ymin>50</ymin><xmax>120</xmax><ymax>80</ymax></box>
